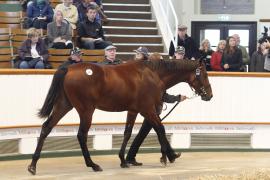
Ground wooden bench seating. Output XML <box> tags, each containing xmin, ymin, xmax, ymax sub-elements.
<box><xmin>0</xmin><ymin>47</ymin><xmax>13</xmax><ymax>68</ymax></box>
<box><xmin>48</xmin><ymin>49</ymin><xmax>105</xmax><ymax>69</ymax></box>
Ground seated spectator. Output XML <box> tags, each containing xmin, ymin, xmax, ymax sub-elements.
<box><xmin>102</xmin><ymin>45</ymin><xmax>122</xmax><ymax>65</ymax></box>
<box><xmin>47</xmin><ymin>10</ymin><xmax>73</xmax><ymax>49</ymax></box>
<box><xmin>17</xmin><ymin>28</ymin><xmax>48</xmax><ymax>69</ymax></box>
<box><xmin>221</xmin><ymin>36</ymin><xmax>243</xmax><ymax>72</ymax></box>
<box><xmin>78</xmin><ymin>6</ymin><xmax>111</xmax><ymax>49</ymax></box>
<box><xmin>77</xmin><ymin>0</ymin><xmax>101</xmax><ymax>24</ymax></box>
<box><xmin>174</xmin><ymin>46</ymin><xmax>185</xmax><ymax>60</ymax></box>
<box><xmin>26</xmin><ymin>0</ymin><xmax>54</xmax><ymax>29</ymax></box>
<box><xmin>199</xmin><ymin>39</ymin><xmax>214</xmax><ymax>71</ymax></box>
<box><xmin>134</xmin><ymin>46</ymin><xmax>149</xmax><ymax>60</ymax></box>
<box><xmin>210</xmin><ymin>40</ymin><xmax>226</xmax><ymax>71</ymax></box>
<box><xmin>55</xmin><ymin>0</ymin><xmax>78</xmax><ymax>29</ymax></box>
<box><xmin>250</xmin><ymin>40</ymin><xmax>268</xmax><ymax>72</ymax></box>
<box><xmin>59</xmin><ymin>47</ymin><xmax>83</xmax><ymax>69</ymax></box>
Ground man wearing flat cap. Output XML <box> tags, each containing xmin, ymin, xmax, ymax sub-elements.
<box><xmin>59</xmin><ymin>47</ymin><xmax>83</xmax><ymax>69</ymax></box>
<box><xmin>169</xmin><ymin>25</ymin><xmax>199</xmax><ymax>60</ymax></box>
<box><xmin>102</xmin><ymin>45</ymin><xmax>122</xmax><ymax>65</ymax></box>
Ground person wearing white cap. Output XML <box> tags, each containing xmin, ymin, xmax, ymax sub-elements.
<box><xmin>134</xmin><ymin>46</ymin><xmax>149</xmax><ymax>60</ymax></box>
<box><xmin>58</xmin><ymin>47</ymin><xmax>83</xmax><ymax>69</ymax></box>
<box><xmin>169</xmin><ymin>25</ymin><xmax>199</xmax><ymax>60</ymax></box>
<box><xmin>174</xmin><ymin>46</ymin><xmax>185</xmax><ymax>60</ymax></box>
<box><xmin>102</xmin><ymin>45</ymin><xmax>122</xmax><ymax>65</ymax></box>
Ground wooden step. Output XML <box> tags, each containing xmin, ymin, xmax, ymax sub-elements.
<box><xmin>103</xmin><ymin>0</ymin><xmax>149</xmax><ymax>4</ymax></box>
<box><xmin>105</xmin><ymin>11</ymin><xmax>151</xmax><ymax>19</ymax></box>
<box><xmin>103</xmin><ymin>26</ymin><xmax>158</xmax><ymax>35</ymax></box>
<box><xmin>106</xmin><ymin>35</ymin><xmax>162</xmax><ymax>43</ymax></box>
<box><xmin>113</xmin><ymin>43</ymin><xmax>164</xmax><ymax>52</ymax></box>
<box><xmin>103</xmin><ymin>3</ymin><xmax>151</xmax><ymax>12</ymax></box>
<box><xmin>105</xmin><ymin>18</ymin><xmax>156</xmax><ymax>27</ymax></box>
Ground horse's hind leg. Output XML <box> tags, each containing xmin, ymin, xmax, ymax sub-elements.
<box><xmin>119</xmin><ymin>111</ymin><xmax>137</xmax><ymax>168</ymax></box>
<box><xmin>77</xmin><ymin>108</ymin><xmax>102</xmax><ymax>172</ymax></box>
<box><xmin>28</xmin><ymin>94</ymin><xmax>72</xmax><ymax>175</ymax></box>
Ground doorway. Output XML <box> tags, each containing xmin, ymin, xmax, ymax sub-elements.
<box><xmin>191</xmin><ymin>21</ymin><xmax>257</xmax><ymax>56</ymax></box>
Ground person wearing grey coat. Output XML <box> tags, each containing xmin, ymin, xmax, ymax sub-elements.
<box><xmin>47</xmin><ymin>10</ymin><xmax>73</xmax><ymax>49</ymax></box>
<box><xmin>250</xmin><ymin>42</ymin><xmax>268</xmax><ymax>72</ymax></box>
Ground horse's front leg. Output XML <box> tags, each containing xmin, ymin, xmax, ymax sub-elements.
<box><xmin>119</xmin><ymin>111</ymin><xmax>137</xmax><ymax>168</ymax></box>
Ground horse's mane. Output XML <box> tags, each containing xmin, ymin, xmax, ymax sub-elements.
<box><xmin>143</xmin><ymin>59</ymin><xmax>200</xmax><ymax>71</ymax></box>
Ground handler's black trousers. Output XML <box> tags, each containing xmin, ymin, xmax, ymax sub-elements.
<box><xmin>126</xmin><ymin>118</ymin><xmax>176</xmax><ymax>161</ymax></box>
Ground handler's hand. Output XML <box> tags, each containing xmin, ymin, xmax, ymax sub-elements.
<box><xmin>180</xmin><ymin>95</ymin><xmax>187</xmax><ymax>102</ymax></box>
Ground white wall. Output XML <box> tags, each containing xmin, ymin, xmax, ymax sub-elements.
<box><xmin>1</xmin><ymin>73</ymin><xmax>270</xmax><ymax>127</ymax></box>
<box><xmin>171</xmin><ymin>0</ymin><xmax>270</xmax><ymax>37</ymax></box>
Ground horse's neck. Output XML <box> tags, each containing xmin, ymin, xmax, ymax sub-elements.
<box><xmin>160</xmin><ymin>70</ymin><xmax>191</xmax><ymax>89</ymax></box>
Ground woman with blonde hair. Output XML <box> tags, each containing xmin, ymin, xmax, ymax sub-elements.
<box><xmin>17</xmin><ymin>28</ymin><xmax>49</xmax><ymax>69</ymax></box>
<box><xmin>199</xmin><ymin>39</ymin><xmax>214</xmax><ymax>71</ymax></box>
<box><xmin>210</xmin><ymin>40</ymin><xmax>226</xmax><ymax>71</ymax></box>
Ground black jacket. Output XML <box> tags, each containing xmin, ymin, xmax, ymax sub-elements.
<box><xmin>101</xmin><ymin>58</ymin><xmax>122</xmax><ymax>65</ymax></box>
<box><xmin>78</xmin><ymin>18</ymin><xmax>105</xmax><ymax>40</ymax></box>
<box><xmin>169</xmin><ymin>35</ymin><xmax>200</xmax><ymax>59</ymax></box>
<box><xmin>221</xmin><ymin>48</ymin><xmax>243</xmax><ymax>72</ymax></box>
<box><xmin>58</xmin><ymin>58</ymin><xmax>82</xmax><ymax>69</ymax></box>
<box><xmin>199</xmin><ymin>49</ymin><xmax>214</xmax><ymax>71</ymax></box>
<box><xmin>162</xmin><ymin>92</ymin><xmax>180</xmax><ymax>103</ymax></box>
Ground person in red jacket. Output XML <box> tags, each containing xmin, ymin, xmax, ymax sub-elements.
<box><xmin>210</xmin><ymin>40</ymin><xmax>226</xmax><ymax>71</ymax></box>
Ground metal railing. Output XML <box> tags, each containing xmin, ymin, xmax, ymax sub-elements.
<box><xmin>152</xmin><ymin>0</ymin><xmax>178</xmax><ymax>50</ymax></box>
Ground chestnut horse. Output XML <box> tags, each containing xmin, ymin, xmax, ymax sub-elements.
<box><xmin>28</xmin><ymin>59</ymin><xmax>212</xmax><ymax>175</ymax></box>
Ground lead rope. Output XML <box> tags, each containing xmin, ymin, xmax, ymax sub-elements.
<box><xmin>161</xmin><ymin>86</ymin><xmax>199</xmax><ymax>120</ymax></box>
<box><xmin>161</xmin><ymin>101</ymin><xmax>180</xmax><ymax>121</ymax></box>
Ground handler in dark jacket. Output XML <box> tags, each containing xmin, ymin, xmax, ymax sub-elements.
<box><xmin>126</xmin><ymin>53</ymin><xmax>188</xmax><ymax>166</ymax></box>
<box><xmin>58</xmin><ymin>47</ymin><xmax>83</xmax><ymax>69</ymax></box>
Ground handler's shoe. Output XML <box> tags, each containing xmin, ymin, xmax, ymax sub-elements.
<box><xmin>168</xmin><ymin>152</ymin><xmax>181</xmax><ymax>163</ymax></box>
<box><xmin>126</xmin><ymin>158</ymin><xmax>143</xmax><ymax>166</ymax></box>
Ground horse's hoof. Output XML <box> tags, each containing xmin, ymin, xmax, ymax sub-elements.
<box><xmin>169</xmin><ymin>153</ymin><xmax>181</xmax><ymax>163</ymax></box>
<box><xmin>28</xmin><ymin>165</ymin><xmax>36</xmax><ymax>175</ymax></box>
<box><xmin>92</xmin><ymin>164</ymin><xmax>103</xmax><ymax>172</ymax></box>
<box><xmin>120</xmin><ymin>162</ymin><xmax>130</xmax><ymax>168</ymax></box>
<box><xmin>160</xmin><ymin>156</ymin><xmax>167</xmax><ymax>166</ymax></box>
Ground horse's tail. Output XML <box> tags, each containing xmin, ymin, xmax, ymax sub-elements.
<box><xmin>38</xmin><ymin>68</ymin><xmax>68</xmax><ymax>118</ymax></box>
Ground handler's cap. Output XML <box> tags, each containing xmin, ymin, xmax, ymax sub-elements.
<box><xmin>105</xmin><ymin>45</ymin><xmax>117</xmax><ymax>51</ymax></box>
<box><xmin>175</xmin><ymin>46</ymin><xmax>185</xmax><ymax>54</ymax></box>
<box><xmin>178</xmin><ymin>25</ymin><xmax>187</xmax><ymax>30</ymax></box>
<box><xmin>70</xmin><ymin>47</ymin><xmax>83</xmax><ymax>55</ymax></box>
<box><xmin>134</xmin><ymin>46</ymin><xmax>149</xmax><ymax>57</ymax></box>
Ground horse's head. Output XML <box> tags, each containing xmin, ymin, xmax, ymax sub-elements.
<box><xmin>187</xmin><ymin>60</ymin><xmax>213</xmax><ymax>101</ymax></box>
